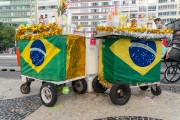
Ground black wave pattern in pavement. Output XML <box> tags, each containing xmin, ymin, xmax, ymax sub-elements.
<box><xmin>0</xmin><ymin>94</ymin><xmax>42</xmax><ymax>120</ymax></box>
<box><xmin>0</xmin><ymin>85</ymin><xmax>179</xmax><ymax>120</ymax></box>
<box><xmin>95</xmin><ymin>116</ymin><xmax>162</xmax><ymax>120</ymax></box>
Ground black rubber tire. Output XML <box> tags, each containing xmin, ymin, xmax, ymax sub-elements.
<box><xmin>72</xmin><ymin>79</ymin><xmax>87</xmax><ymax>94</ymax></box>
<box><xmin>151</xmin><ymin>86</ymin><xmax>162</xmax><ymax>96</ymax></box>
<box><xmin>92</xmin><ymin>76</ymin><xmax>107</xmax><ymax>93</ymax></box>
<box><xmin>40</xmin><ymin>83</ymin><xmax>58</xmax><ymax>107</ymax></box>
<box><xmin>165</xmin><ymin>65</ymin><xmax>180</xmax><ymax>83</ymax></box>
<box><xmin>139</xmin><ymin>86</ymin><xmax>149</xmax><ymax>91</ymax></box>
<box><xmin>110</xmin><ymin>82</ymin><xmax>131</xmax><ymax>105</ymax></box>
<box><xmin>42</xmin><ymin>81</ymin><xmax>46</xmax><ymax>85</ymax></box>
<box><xmin>20</xmin><ymin>82</ymin><xmax>31</xmax><ymax>94</ymax></box>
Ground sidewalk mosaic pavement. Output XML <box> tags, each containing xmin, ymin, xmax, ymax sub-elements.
<box><xmin>0</xmin><ymin>95</ymin><xmax>41</xmax><ymax>120</ymax></box>
<box><xmin>96</xmin><ymin>116</ymin><xmax>162</xmax><ymax>120</ymax></box>
<box><xmin>0</xmin><ymin>84</ymin><xmax>179</xmax><ymax>120</ymax></box>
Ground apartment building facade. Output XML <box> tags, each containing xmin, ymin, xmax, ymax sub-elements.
<box><xmin>118</xmin><ymin>0</ymin><xmax>179</xmax><ymax>23</ymax></box>
<box><xmin>119</xmin><ymin>0</ymin><xmax>158</xmax><ymax>20</ymax></box>
<box><xmin>158</xmin><ymin>0</ymin><xmax>180</xmax><ymax>23</ymax></box>
<box><xmin>0</xmin><ymin>0</ymin><xmax>179</xmax><ymax>28</ymax></box>
<box><xmin>69</xmin><ymin>0</ymin><xmax>120</xmax><ymax>36</ymax></box>
<box><xmin>38</xmin><ymin>0</ymin><xmax>58</xmax><ymax>19</ymax></box>
<box><xmin>0</xmin><ymin>0</ymin><xmax>37</xmax><ymax>27</ymax></box>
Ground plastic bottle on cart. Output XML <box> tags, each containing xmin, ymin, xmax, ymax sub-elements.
<box><xmin>44</xmin><ymin>14</ymin><xmax>48</xmax><ymax>25</ymax></box>
<box><xmin>51</xmin><ymin>16</ymin><xmax>55</xmax><ymax>23</ymax></box>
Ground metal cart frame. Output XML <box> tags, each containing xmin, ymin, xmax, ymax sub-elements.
<box><xmin>20</xmin><ymin>75</ymin><xmax>87</xmax><ymax>107</ymax></box>
<box><xmin>92</xmin><ymin>34</ymin><xmax>162</xmax><ymax>105</ymax></box>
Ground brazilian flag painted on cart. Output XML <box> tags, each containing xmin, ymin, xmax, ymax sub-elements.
<box><xmin>99</xmin><ymin>36</ymin><xmax>162</xmax><ymax>84</ymax></box>
<box><xmin>18</xmin><ymin>35</ymin><xmax>85</xmax><ymax>82</ymax></box>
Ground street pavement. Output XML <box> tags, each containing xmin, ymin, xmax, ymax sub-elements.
<box><xmin>0</xmin><ymin>54</ymin><xmax>180</xmax><ymax>120</ymax></box>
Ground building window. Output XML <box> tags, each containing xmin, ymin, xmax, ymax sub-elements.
<box><xmin>101</xmin><ymin>8</ymin><xmax>110</xmax><ymax>12</ymax></box>
<box><xmin>92</xmin><ymin>3</ymin><xmax>98</xmax><ymax>6</ymax></box>
<box><xmin>158</xmin><ymin>4</ymin><xmax>177</xmax><ymax>10</ymax></box>
<box><xmin>158</xmin><ymin>0</ymin><xmax>167</xmax><ymax>3</ymax></box>
<box><xmin>102</xmin><ymin>15</ymin><xmax>106</xmax><ymax>18</ymax></box>
<box><xmin>92</xmin><ymin>15</ymin><xmax>99</xmax><ymax>19</ymax></box>
<box><xmin>80</xmin><ymin>22</ymin><xmax>88</xmax><ymax>25</ymax></box>
<box><xmin>132</xmin><ymin>0</ymin><xmax>136</xmax><ymax>4</ymax></box>
<box><xmin>0</xmin><ymin>6</ymin><xmax>11</xmax><ymax>10</ymax></box>
<box><xmin>81</xmin><ymin>9</ymin><xmax>89</xmax><ymax>13</ymax></box>
<box><xmin>0</xmin><ymin>18</ymin><xmax>11</xmax><ymax>22</ymax></box>
<box><xmin>72</xmin><ymin>22</ymin><xmax>78</xmax><ymax>26</ymax></box>
<box><xmin>148</xmin><ymin>6</ymin><xmax>156</xmax><ymax>11</ymax></box>
<box><xmin>91</xmin><ymin>28</ymin><xmax>96</xmax><ymax>31</ymax></box>
<box><xmin>71</xmin><ymin>3</ymin><xmax>78</xmax><ymax>7</ymax></box>
<box><xmin>158</xmin><ymin>11</ymin><xmax>176</xmax><ymax>16</ymax></box>
<box><xmin>113</xmin><ymin>1</ymin><xmax>120</xmax><ymax>6</ymax></box>
<box><xmin>50</xmin><ymin>5</ymin><xmax>56</xmax><ymax>9</ymax></box>
<box><xmin>81</xmin><ymin>16</ymin><xmax>88</xmax><ymax>19</ymax></box>
<box><xmin>12</xmin><ymin>12</ymin><xmax>28</xmax><ymax>16</ymax></box>
<box><xmin>81</xmin><ymin>3</ymin><xmax>88</xmax><ymax>7</ymax></box>
<box><xmin>91</xmin><ymin>9</ymin><xmax>99</xmax><ymax>12</ymax></box>
<box><xmin>11</xmin><ymin>0</ymin><xmax>29</xmax><ymax>4</ymax></box>
<box><xmin>92</xmin><ymin>21</ymin><xmax>98</xmax><ymax>25</ymax></box>
<box><xmin>148</xmin><ymin>12</ymin><xmax>156</xmax><ymax>18</ymax></box>
<box><xmin>171</xmin><ymin>0</ymin><xmax>175</xmax><ymax>2</ymax></box>
<box><xmin>102</xmin><ymin>2</ymin><xmax>109</xmax><ymax>6</ymax></box>
<box><xmin>139</xmin><ymin>6</ymin><xmax>147</xmax><ymax>12</ymax></box>
<box><xmin>72</xmin><ymin>16</ymin><xmax>78</xmax><ymax>19</ymax></box>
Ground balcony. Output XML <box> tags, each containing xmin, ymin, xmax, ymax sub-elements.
<box><xmin>73</xmin><ymin>12</ymin><xmax>108</xmax><ymax>15</ymax></box>
<box><xmin>0</xmin><ymin>4</ymin><xmax>30</xmax><ymax>6</ymax></box>
<box><xmin>0</xmin><ymin>9</ymin><xmax>30</xmax><ymax>12</ymax></box>
<box><xmin>72</xmin><ymin>18</ymin><xmax>106</xmax><ymax>22</ymax></box>
<box><xmin>0</xmin><ymin>16</ymin><xmax>31</xmax><ymax>18</ymax></box>
<box><xmin>69</xmin><ymin>5</ymin><xmax>112</xmax><ymax>9</ymax></box>
<box><xmin>71</xmin><ymin>0</ymin><xmax>110</xmax><ymax>3</ymax></box>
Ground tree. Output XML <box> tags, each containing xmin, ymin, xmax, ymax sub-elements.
<box><xmin>0</xmin><ymin>23</ymin><xmax>16</xmax><ymax>53</ymax></box>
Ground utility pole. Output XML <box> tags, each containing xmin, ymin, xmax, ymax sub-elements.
<box><xmin>35</xmin><ymin>0</ymin><xmax>38</xmax><ymax>24</ymax></box>
<box><xmin>30</xmin><ymin>0</ymin><xmax>32</xmax><ymax>18</ymax></box>
<box><xmin>30</xmin><ymin>0</ymin><xmax>38</xmax><ymax>24</ymax></box>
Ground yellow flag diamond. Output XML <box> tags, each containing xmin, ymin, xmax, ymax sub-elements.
<box><xmin>21</xmin><ymin>38</ymin><xmax>60</xmax><ymax>73</ymax></box>
<box><xmin>109</xmin><ymin>39</ymin><xmax>162</xmax><ymax>75</ymax></box>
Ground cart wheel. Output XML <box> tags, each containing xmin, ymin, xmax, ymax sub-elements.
<box><xmin>42</xmin><ymin>81</ymin><xmax>46</xmax><ymax>85</ymax></box>
<box><xmin>92</xmin><ymin>76</ymin><xmax>107</xmax><ymax>93</ymax></box>
<box><xmin>72</xmin><ymin>79</ymin><xmax>87</xmax><ymax>94</ymax></box>
<box><xmin>151</xmin><ymin>86</ymin><xmax>162</xmax><ymax>96</ymax></box>
<box><xmin>165</xmin><ymin>65</ymin><xmax>180</xmax><ymax>83</ymax></box>
<box><xmin>139</xmin><ymin>86</ymin><xmax>148</xmax><ymax>91</ymax></box>
<box><xmin>110</xmin><ymin>82</ymin><xmax>131</xmax><ymax>105</ymax></box>
<box><xmin>20</xmin><ymin>82</ymin><xmax>31</xmax><ymax>94</ymax></box>
<box><xmin>40</xmin><ymin>83</ymin><xmax>57</xmax><ymax>107</ymax></box>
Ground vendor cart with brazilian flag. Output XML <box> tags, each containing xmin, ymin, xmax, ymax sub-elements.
<box><xmin>93</xmin><ymin>26</ymin><xmax>173</xmax><ymax>105</ymax></box>
<box><xmin>15</xmin><ymin>23</ymin><xmax>87</xmax><ymax>107</ymax></box>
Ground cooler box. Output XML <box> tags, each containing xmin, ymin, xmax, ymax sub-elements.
<box><xmin>98</xmin><ymin>36</ymin><xmax>162</xmax><ymax>84</ymax></box>
<box><xmin>18</xmin><ymin>34</ymin><xmax>85</xmax><ymax>82</ymax></box>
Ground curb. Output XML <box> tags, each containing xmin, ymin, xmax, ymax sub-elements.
<box><xmin>161</xmin><ymin>83</ymin><xmax>180</xmax><ymax>87</ymax></box>
<box><xmin>0</xmin><ymin>67</ymin><xmax>165</xmax><ymax>73</ymax></box>
<box><xmin>0</xmin><ymin>67</ymin><xmax>20</xmax><ymax>72</ymax></box>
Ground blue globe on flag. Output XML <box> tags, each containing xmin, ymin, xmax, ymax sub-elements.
<box><xmin>30</xmin><ymin>40</ymin><xmax>46</xmax><ymax>66</ymax></box>
<box><xmin>129</xmin><ymin>40</ymin><xmax>156</xmax><ymax>67</ymax></box>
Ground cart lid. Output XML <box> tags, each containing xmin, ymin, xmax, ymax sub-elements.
<box><xmin>94</xmin><ymin>32</ymin><xmax>165</xmax><ymax>41</ymax></box>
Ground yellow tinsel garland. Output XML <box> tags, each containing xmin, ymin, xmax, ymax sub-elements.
<box><xmin>15</xmin><ymin>23</ymin><xmax>63</xmax><ymax>41</ymax></box>
<box><xmin>96</xmin><ymin>26</ymin><xmax>173</xmax><ymax>34</ymax></box>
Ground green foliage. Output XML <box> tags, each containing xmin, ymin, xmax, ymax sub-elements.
<box><xmin>0</xmin><ymin>23</ymin><xmax>16</xmax><ymax>52</ymax></box>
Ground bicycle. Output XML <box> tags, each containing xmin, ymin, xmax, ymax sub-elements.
<box><xmin>164</xmin><ymin>25</ymin><xmax>180</xmax><ymax>83</ymax></box>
